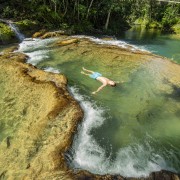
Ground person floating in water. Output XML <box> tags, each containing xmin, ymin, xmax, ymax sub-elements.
<box><xmin>81</xmin><ymin>67</ymin><xmax>116</xmax><ymax>94</ymax></box>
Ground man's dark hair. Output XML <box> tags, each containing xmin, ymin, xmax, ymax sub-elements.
<box><xmin>110</xmin><ymin>83</ymin><xmax>116</xmax><ymax>87</ymax></box>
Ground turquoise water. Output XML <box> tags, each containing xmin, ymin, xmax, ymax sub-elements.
<box><xmin>17</xmin><ymin>34</ymin><xmax>180</xmax><ymax>177</ymax></box>
<box><xmin>119</xmin><ymin>26</ymin><xmax>180</xmax><ymax>64</ymax></box>
<box><xmin>41</xmin><ymin>55</ymin><xmax>180</xmax><ymax>177</ymax></box>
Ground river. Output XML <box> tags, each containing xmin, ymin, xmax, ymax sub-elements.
<box><xmin>1</xmin><ymin>28</ymin><xmax>180</xmax><ymax>178</ymax></box>
<box><xmin>119</xmin><ymin>26</ymin><xmax>180</xmax><ymax>64</ymax></box>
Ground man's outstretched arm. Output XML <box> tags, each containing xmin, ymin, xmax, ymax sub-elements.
<box><xmin>92</xmin><ymin>84</ymin><xmax>107</xmax><ymax>94</ymax></box>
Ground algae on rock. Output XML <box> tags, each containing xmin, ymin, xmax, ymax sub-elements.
<box><xmin>0</xmin><ymin>23</ymin><xmax>17</xmax><ymax>44</ymax></box>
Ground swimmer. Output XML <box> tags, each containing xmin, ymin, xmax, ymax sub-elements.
<box><xmin>81</xmin><ymin>67</ymin><xmax>116</xmax><ymax>94</ymax></box>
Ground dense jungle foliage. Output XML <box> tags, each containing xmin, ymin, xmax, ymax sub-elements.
<box><xmin>0</xmin><ymin>0</ymin><xmax>180</xmax><ymax>34</ymax></box>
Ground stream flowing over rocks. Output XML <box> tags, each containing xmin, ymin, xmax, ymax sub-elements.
<box><xmin>0</xmin><ymin>32</ymin><xmax>179</xmax><ymax>179</ymax></box>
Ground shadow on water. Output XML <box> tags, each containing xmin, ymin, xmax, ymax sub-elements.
<box><xmin>167</xmin><ymin>84</ymin><xmax>180</xmax><ymax>101</ymax></box>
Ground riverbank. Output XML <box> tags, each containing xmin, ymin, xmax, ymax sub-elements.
<box><xmin>0</xmin><ymin>48</ymin><xmax>83</xmax><ymax>179</ymax></box>
<box><xmin>1</xmin><ymin>17</ymin><xmax>180</xmax><ymax>46</ymax></box>
<box><xmin>0</xmin><ymin>35</ymin><xmax>180</xmax><ymax>179</ymax></box>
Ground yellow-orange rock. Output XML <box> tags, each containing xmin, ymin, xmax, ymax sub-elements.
<box><xmin>0</xmin><ymin>50</ymin><xmax>83</xmax><ymax>179</ymax></box>
<box><xmin>56</xmin><ymin>38</ymin><xmax>79</xmax><ymax>46</ymax></box>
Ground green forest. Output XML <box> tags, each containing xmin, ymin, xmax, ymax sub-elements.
<box><xmin>0</xmin><ymin>0</ymin><xmax>180</xmax><ymax>34</ymax></box>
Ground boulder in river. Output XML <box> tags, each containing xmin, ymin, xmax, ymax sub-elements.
<box><xmin>56</xmin><ymin>38</ymin><xmax>79</xmax><ymax>46</ymax></box>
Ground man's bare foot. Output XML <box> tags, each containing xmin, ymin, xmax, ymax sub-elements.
<box><xmin>82</xmin><ymin>67</ymin><xmax>86</xmax><ymax>71</ymax></box>
<box><xmin>81</xmin><ymin>71</ymin><xmax>85</xmax><ymax>74</ymax></box>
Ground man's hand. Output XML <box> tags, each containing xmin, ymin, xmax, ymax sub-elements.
<box><xmin>92</xmin><ymin>91</ymin><xmax>96</xmax><ymax>95</ymax></box>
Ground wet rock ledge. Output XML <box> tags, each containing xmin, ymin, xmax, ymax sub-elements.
<box><xmin>0</xmin><ymin>48</ymin><xmax>179</xmax><ymax>180</ymax></box>
<box><xmin>0</xmin><ymin>48</ymin><xmax>83</xmax><ymax>179</ymax></box>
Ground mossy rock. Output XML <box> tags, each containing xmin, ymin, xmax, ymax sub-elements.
<box><xmin>15</xmin><ymin>20</ymin><xmax>39</xmax><ymax>36</ymax></box>
<box><xmin>134</xmin><ymin>18</ymin><xmax>162</xmax><ymax>30</ymax></box>
<box><xmin>172</xmin><ymin>23</ymin><xmax>180</xmax><ymax>34</ymax></box>
<box><xmin>147</xmin><ymin>21</ymin><xmax>162</xmax><ymax>29</ymax></box>
<box><xmin>134</xmin><ymin>18</ymin><xmax>149</xmax><ymax>26</ymax></box>
<box><xmin>15</xmin><ymin>19</ymin><xmax>38</xmax><ymax>31</ymax></box>
<box><xmin>32</xmin><ymin>30</ymin><xmax>47</xmax><ymax>38</ymax></box>
<box><xmin>0</xmin><ymin>23</ymin><xmax>17</xmax><ymax>44</ymax></box>
<box><xmin>1</xmin><ymin>46</ymin><xmax>18</xmax><ymax>54</ymax></box>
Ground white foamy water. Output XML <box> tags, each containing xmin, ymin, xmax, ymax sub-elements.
<box><xmin>18</xmin><ymin>38</ymin><xmax>57</xmax><ymax>65</ymax></box>
<box><xmin>18</xmin><ymin>38</ymin><xmax>56</xmax><ymax>52</ymax></box>
<box><xmin>66</xmin><ymin>86</ymin><xmax>172</xmax><ymax>178</ymax></box>
<box><xmin>72</xmin><ymin>35</ymin><xmax>149</xmax><ymax>52</ymax></box>
<box><xmin>68</xmin><ymin>86</ymin><xmax>107</xmax><ymax>170</ymax></box>
<box><xmin>26</xmin><ymin>50</ymin><xmax>50</xmax><ymax>65</ymax></box>
<box><xmin>44</xmin><ymin>67</ymin><xmax>60</xmax><ymax>73</ymax></box>
<box><xmin>9</xmin><ymin>23</ymin><xmax>25</xmax><ymax>42</ymax></box>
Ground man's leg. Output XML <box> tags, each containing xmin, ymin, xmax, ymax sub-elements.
<box><xmin>81</xmin><ymin>71</ymin><xmax>91</xmax><ymax>76</ymax></box>
<box><xmin>82</xmin><ymin>67</ymin><xmax>94</xmax><ymax>74</ymax></box>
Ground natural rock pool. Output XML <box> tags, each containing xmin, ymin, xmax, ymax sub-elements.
<box><xmin>14</xmin><ymin>33</ymin><xmax>180</xmax><ymax>178</ymax></box>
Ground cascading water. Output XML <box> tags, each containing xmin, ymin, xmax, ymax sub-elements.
<box><xmin>8</xmin><ymin>22</ymin><xmax>25</xmax><ymax>42</ymax></box>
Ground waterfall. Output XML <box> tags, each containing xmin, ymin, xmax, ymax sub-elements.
<box><xmin>8</xmin><ymin>22</ymin><xmax>25</xmax><ymax>42</ymax></box>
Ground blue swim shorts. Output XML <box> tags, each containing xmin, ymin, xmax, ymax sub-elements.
<box><xmin>89</xmin><ymin>72</ymin><xmax>102</xmax><ymax>79</ymax></box>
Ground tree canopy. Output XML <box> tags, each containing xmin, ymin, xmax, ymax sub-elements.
<box><xmin>0</xmin><ymin>0</ymin><xmax>180</xmax><ymax>33</ymax></box>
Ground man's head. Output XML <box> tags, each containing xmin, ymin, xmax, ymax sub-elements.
<box><xmin>109</xmin><ymin>80</ymin><xmax>116</xmax><ymax>87</ymax></box>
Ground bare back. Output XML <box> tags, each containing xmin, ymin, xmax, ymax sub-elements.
<box><xmin>96</xmin><ymin>76</ymin><xmax>110</xmax><ymax>85</ymax></box>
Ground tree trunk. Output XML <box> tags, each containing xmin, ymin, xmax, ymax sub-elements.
<box><xmin>86</xmin><ymin>0</ymin><xmax>94</xmax><ymax>19</ymax></box>
<box><xmin>73</xmin><ymin>0</ymin><xmax>77</xmax><ymax>16</ymax></box>
<box><xmin>105</xmin><ymin>6</ymin><xmax>112</xmax><ymax>30</ymax></box>
<box><xmin>63</xmin><ymin>0</ymin><xmax>68</xmax><ymax>17</ymax></box>
<box><xmin>77</xmin><ymin>0</ymin><xmax>80</xmax><ymax>22</ymax></box>
<box><xmin>52</xmin><ymin>0</ymin><xmax>57</xmax><ymax>13</ymax></box>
